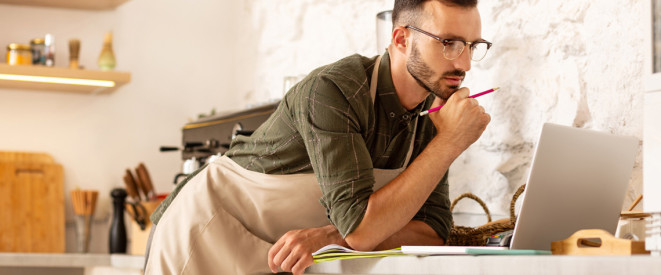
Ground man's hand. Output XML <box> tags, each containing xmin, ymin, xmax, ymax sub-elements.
<box><xmin>268</xmin><ymin>225</ymin><xmax>346</xmax><ymax>275</ymax></box>
<box><xmin>428</xmin><ymin>87</ymin><xmax>491</xmax><ymax>152</ymax></box>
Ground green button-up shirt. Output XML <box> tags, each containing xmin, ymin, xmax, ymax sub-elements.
<box><xmin>225</xmin><ymin>51</ymin><xmax>452</xmax><ymax>240</ymax></box>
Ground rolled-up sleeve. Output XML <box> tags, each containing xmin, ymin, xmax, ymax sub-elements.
<box><xmin>291</xmin><ymin>72</ymin><xmax>375</xmax><ymax>237</ymax></box>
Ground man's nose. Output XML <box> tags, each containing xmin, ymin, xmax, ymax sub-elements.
<box><xmin>453</xmin><ymin>47</ymin><xmax>472</xmax><ymax>72</ymax></box>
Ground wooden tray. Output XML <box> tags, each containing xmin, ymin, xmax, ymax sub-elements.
<box><xmin>551</xmin><ymin>229</ymin><xmax>649</xmax><ymax>255</ymax></box>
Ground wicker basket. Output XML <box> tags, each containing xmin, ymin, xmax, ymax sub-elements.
<box><xmin>446</xmin><ymin>185</ymin><xmax>526</xmax><ymax>246</ymax></box>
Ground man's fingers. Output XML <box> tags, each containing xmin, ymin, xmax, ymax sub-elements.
<box><xmin>279</xmin><ymin>251</ymin><xmax>300</xmax><ymax>272</ymax></box>
<box><xmin>272</xmin><ymin>243</ymin><xmax>294</xmax><ymax>272</ymax></box>
<box><xmin>453</xmin><ymin>87</ymin><xmax>470</xmax><ymax>99</ymax></box>
<box><xmin>445</xmin><ymin>87</ymin><xmax>470</xmax><ymax>106</ymax></box>
<box><xmin>291</xmin><ymin>254</ymin><xmax>314</xmax><ymax>275</ymax></box>
<box><xmin>467</xmin><ymin>98</ymin><xmax>478</xmax><ymax>107</ymax></box>
<box><xmin>268</xmin><ymin>241</ymin><xmax>285</xmax><ymax>273</ymax></box>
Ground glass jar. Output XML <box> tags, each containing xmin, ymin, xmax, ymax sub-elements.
<box><xmin>6</xmin><ymin>43</ymin><xmax>32</xmax><ymax>66</ymax></box>
<box><xmin>30</xmin><ymin>38</ymin><xmax>45</xmax><ymax>65</ymax></box>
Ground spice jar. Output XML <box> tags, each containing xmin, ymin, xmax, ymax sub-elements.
<box><xmin>30</xmin><ymin>38</ymin><xmax>45</xmax><ymax>65</ymax></box>
<box><xmin>6</xmin><ymin>43</ymin><xmax>32</xmax><ymax>66</ymax></box>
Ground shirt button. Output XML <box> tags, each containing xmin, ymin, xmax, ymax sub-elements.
<box><xmin>389</xmin><ymin>112</ymin><xmax>396</xmax><ymax>118</ymax></box>
<box><xmin>402</xmin><ymin>114</ymin><xmax>410</xmax><ymax>120</ymax></box>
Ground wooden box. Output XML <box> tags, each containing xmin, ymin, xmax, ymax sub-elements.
<box><xmin>551</xmin><ymin>229</ymin><xmax>649</xmax><ymax>255</ymax></box>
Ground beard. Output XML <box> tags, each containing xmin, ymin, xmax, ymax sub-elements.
<box><xmin>406</xmin><ymin>41</ymin><xmax>465</xmax><ymax>100</ymax></box>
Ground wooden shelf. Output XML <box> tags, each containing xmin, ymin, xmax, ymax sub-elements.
<box><xmin>0</xmin><ymin>0</ymin><xmax>130</xmax><ymax>10</ymax></box>
<box><xmin>0</xmin><ymin>64</ymin><xmax>131</xmax><ymax>94</ymax></box>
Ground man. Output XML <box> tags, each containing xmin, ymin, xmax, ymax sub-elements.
<box><xmin>145</xmin><ymin>0</ymin><xmax>491</xmax><ymax>274</ymax></box>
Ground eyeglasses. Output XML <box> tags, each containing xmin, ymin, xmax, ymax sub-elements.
<box><xmin>405</xmin><ymin>25</ymin><xmax>492</xmax><ymax>61</ymax></box>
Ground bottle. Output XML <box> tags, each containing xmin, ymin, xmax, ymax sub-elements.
<box><xmin>44</xmin><ymin>34</ymin><xmax>55</xmax><ymax>67</ymax></box>
<box><xmin>30</xmin><ymin>38</ymin><xmax>45</xmax><ymax>65</ymax></box>
<box><xmin>109</xmin><ymin>188</ymin><xmax>127</xmax><ymax>253</ymax></box>
<box><xmin>98</xmin><ymin>32</ymin><xmax>116</xmax><ymax>71</ymax></box>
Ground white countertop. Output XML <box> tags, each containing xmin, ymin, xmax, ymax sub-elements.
<box><xmin>0</xmin><ymin>253</ymin><xmax>144</xmax><ymax>269</ymax></box>
<box><xmin>306</xmin><ymin>255</ymin><xmax>661</xmax><ymax>275</ymax></box>
<box><xmin>3</xmin><ymin>252</ymin><xmax>660</xmax><ymax>275</ymax></box>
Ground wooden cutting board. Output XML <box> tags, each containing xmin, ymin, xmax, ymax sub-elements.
<box><xmin>0</xmin><ymin>152</ymin><xmax>65</xmax><ymax>253</ymax></box>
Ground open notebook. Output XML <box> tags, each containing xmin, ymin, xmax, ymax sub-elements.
<box><xmin>312</xmin><ymin>244</ymin><xmax>544</xmax><ymax>262</ymax></box>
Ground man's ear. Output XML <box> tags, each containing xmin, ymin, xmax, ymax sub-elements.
<box><xmin>391</xmin><ymin>26</ymin><xmax>410</xmax><ymax>54</ymax></box>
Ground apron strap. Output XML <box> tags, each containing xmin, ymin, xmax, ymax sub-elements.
<box><xmin>369</xmin><ymin>55</ymin><xmax>418</xmax><ymax>168</ymax></box>
<box><xmin>403</xmin><ymin>117</ymin><xmax>418</xmax><ymax>167</ymax></box>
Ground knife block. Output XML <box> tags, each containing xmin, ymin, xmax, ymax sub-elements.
<box><xmin>129</xmin><ymin>199</ymin><xmax>163</xmax><ymax>255</ymax></box>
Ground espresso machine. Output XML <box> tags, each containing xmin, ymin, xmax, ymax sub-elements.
<box><xmin>162</xmin><ymin>102</ymin><xmax>279</xmax><ymax>184</ymax></box>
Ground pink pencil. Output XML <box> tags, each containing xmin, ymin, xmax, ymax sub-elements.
<box><xmin>419</xmin><ymin>87</ymin><xmax>500</xmax><ymax>117</ymax></box>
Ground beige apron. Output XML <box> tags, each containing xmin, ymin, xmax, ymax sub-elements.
<box><xmin>145</xmin><ymin>55</ymin><xmax>419</xmax><ymax>274</ymax></box>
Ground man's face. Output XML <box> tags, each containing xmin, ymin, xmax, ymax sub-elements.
<box><xmin>405</xmin><ymin>2</ymin><xmax>483</xmax><ymax>100</ymax></box>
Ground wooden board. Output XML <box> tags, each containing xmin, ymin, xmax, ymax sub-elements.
<box><xmin>0</xmin><ymin>151</ymin><xmax>54</xmax><ymax>164</ymax></box>
<box><xmin>0</xmin><ymin>153</ymin><xmax>65</xmax><ymax>253</ymax></box>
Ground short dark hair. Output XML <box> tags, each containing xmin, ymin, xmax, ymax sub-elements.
<box><xmin>392</xmin><ymin>0</ymin><xmax>478</xmax><ymax>26</ymax></box>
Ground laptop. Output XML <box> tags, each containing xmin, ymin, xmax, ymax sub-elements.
<box><xmin>403</xmin><ymin>123</ymin><xmax>638</xmax><ymax>254</ymax></box>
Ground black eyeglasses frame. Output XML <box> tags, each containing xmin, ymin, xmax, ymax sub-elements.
<box><xmin>405</xmin><ymin>25</ymin><xmax>493</xmax><ymax>61</ymax></box>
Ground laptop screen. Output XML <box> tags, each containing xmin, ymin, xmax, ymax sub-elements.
<box><xmin>509</xmin><ymin>123</ymin><xmax>638</xmax><ymax>250</ymax></box>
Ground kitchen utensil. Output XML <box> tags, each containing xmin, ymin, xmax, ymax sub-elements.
<box><xmin>628</xmin><ymin>194</ymin><xmax>643</xmax><ymax>211</ymax></box>
<box><xmin>136</xmin><ymin>163</ymin><xmax>156</xmax><ymax>200</ymax></box>
<box><xmin>125</xmin><ymin>201</ymin><xmax>148</xmax><ymax>230</ymax></box>
<box><xmin>69</xmin><ymin>39</ymin><xmax>80</xmax><ymax>69</ymax></box>
<box><xmin>0</xmin><ymin>152</ymin><xmax>65</xmax><ymax>253</ymax></box>
<box><xmin>126</xmin><ymin>169</ymin><xmax>145</xmax><ymax>201</ymax></box>
<box><xmin>71</xmin><ymin>189</ymin><xmax>98</xmax><ymax>253</ymax></box>
<box><xmin>109</xmin><ymin>188</ymin><xmax>128</xmax><ymax>253</ymax></box>
<box><xmin>122</xmin><ymin>174</ymin><xmax>140</xmax><ymax>202</ymax></box>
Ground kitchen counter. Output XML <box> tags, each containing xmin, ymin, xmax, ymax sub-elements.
<box><xmin>4</xmin><ymin>251</ymin><xmax>659</xmax><ymax>274</ymax></box>
<box><xmin>306</xmin><ymin>254</ymin><xmax>661</xmax><ymax>275</ymax></box>
<box><xmin>0</xmin><ymin>253</ymin><xmax>144</xmax><ymax>275</ymax></box>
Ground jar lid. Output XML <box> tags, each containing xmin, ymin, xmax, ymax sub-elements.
<box><xmin>30</xmin><ymin>38</ymin><xmax>45</xmax><ymax>45</ymax></box>
<box><xmin>7</xmin><ymin>43</ymin><xmax>31</xmax><ymax>51</ymax></box>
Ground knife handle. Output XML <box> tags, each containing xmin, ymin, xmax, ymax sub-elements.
<box><xmin>123</xmin><ymin>170</ymin><xmax>142</xmax><ymax>202</ymax></box>
<box><xmin>136</xmin><ymin>163</ymin><xmax>156</xmax><ymax>201</ymax></box>
<box><xmin>126</xmin><ymin>169</ymin><xmax>146</xmax><ymax>201</ymax></box>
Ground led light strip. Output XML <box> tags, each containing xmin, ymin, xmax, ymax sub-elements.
<box><xmin>0</xmin><ymin>73</ymin><xmax>115</xmax><ymax>87</ymax></box>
